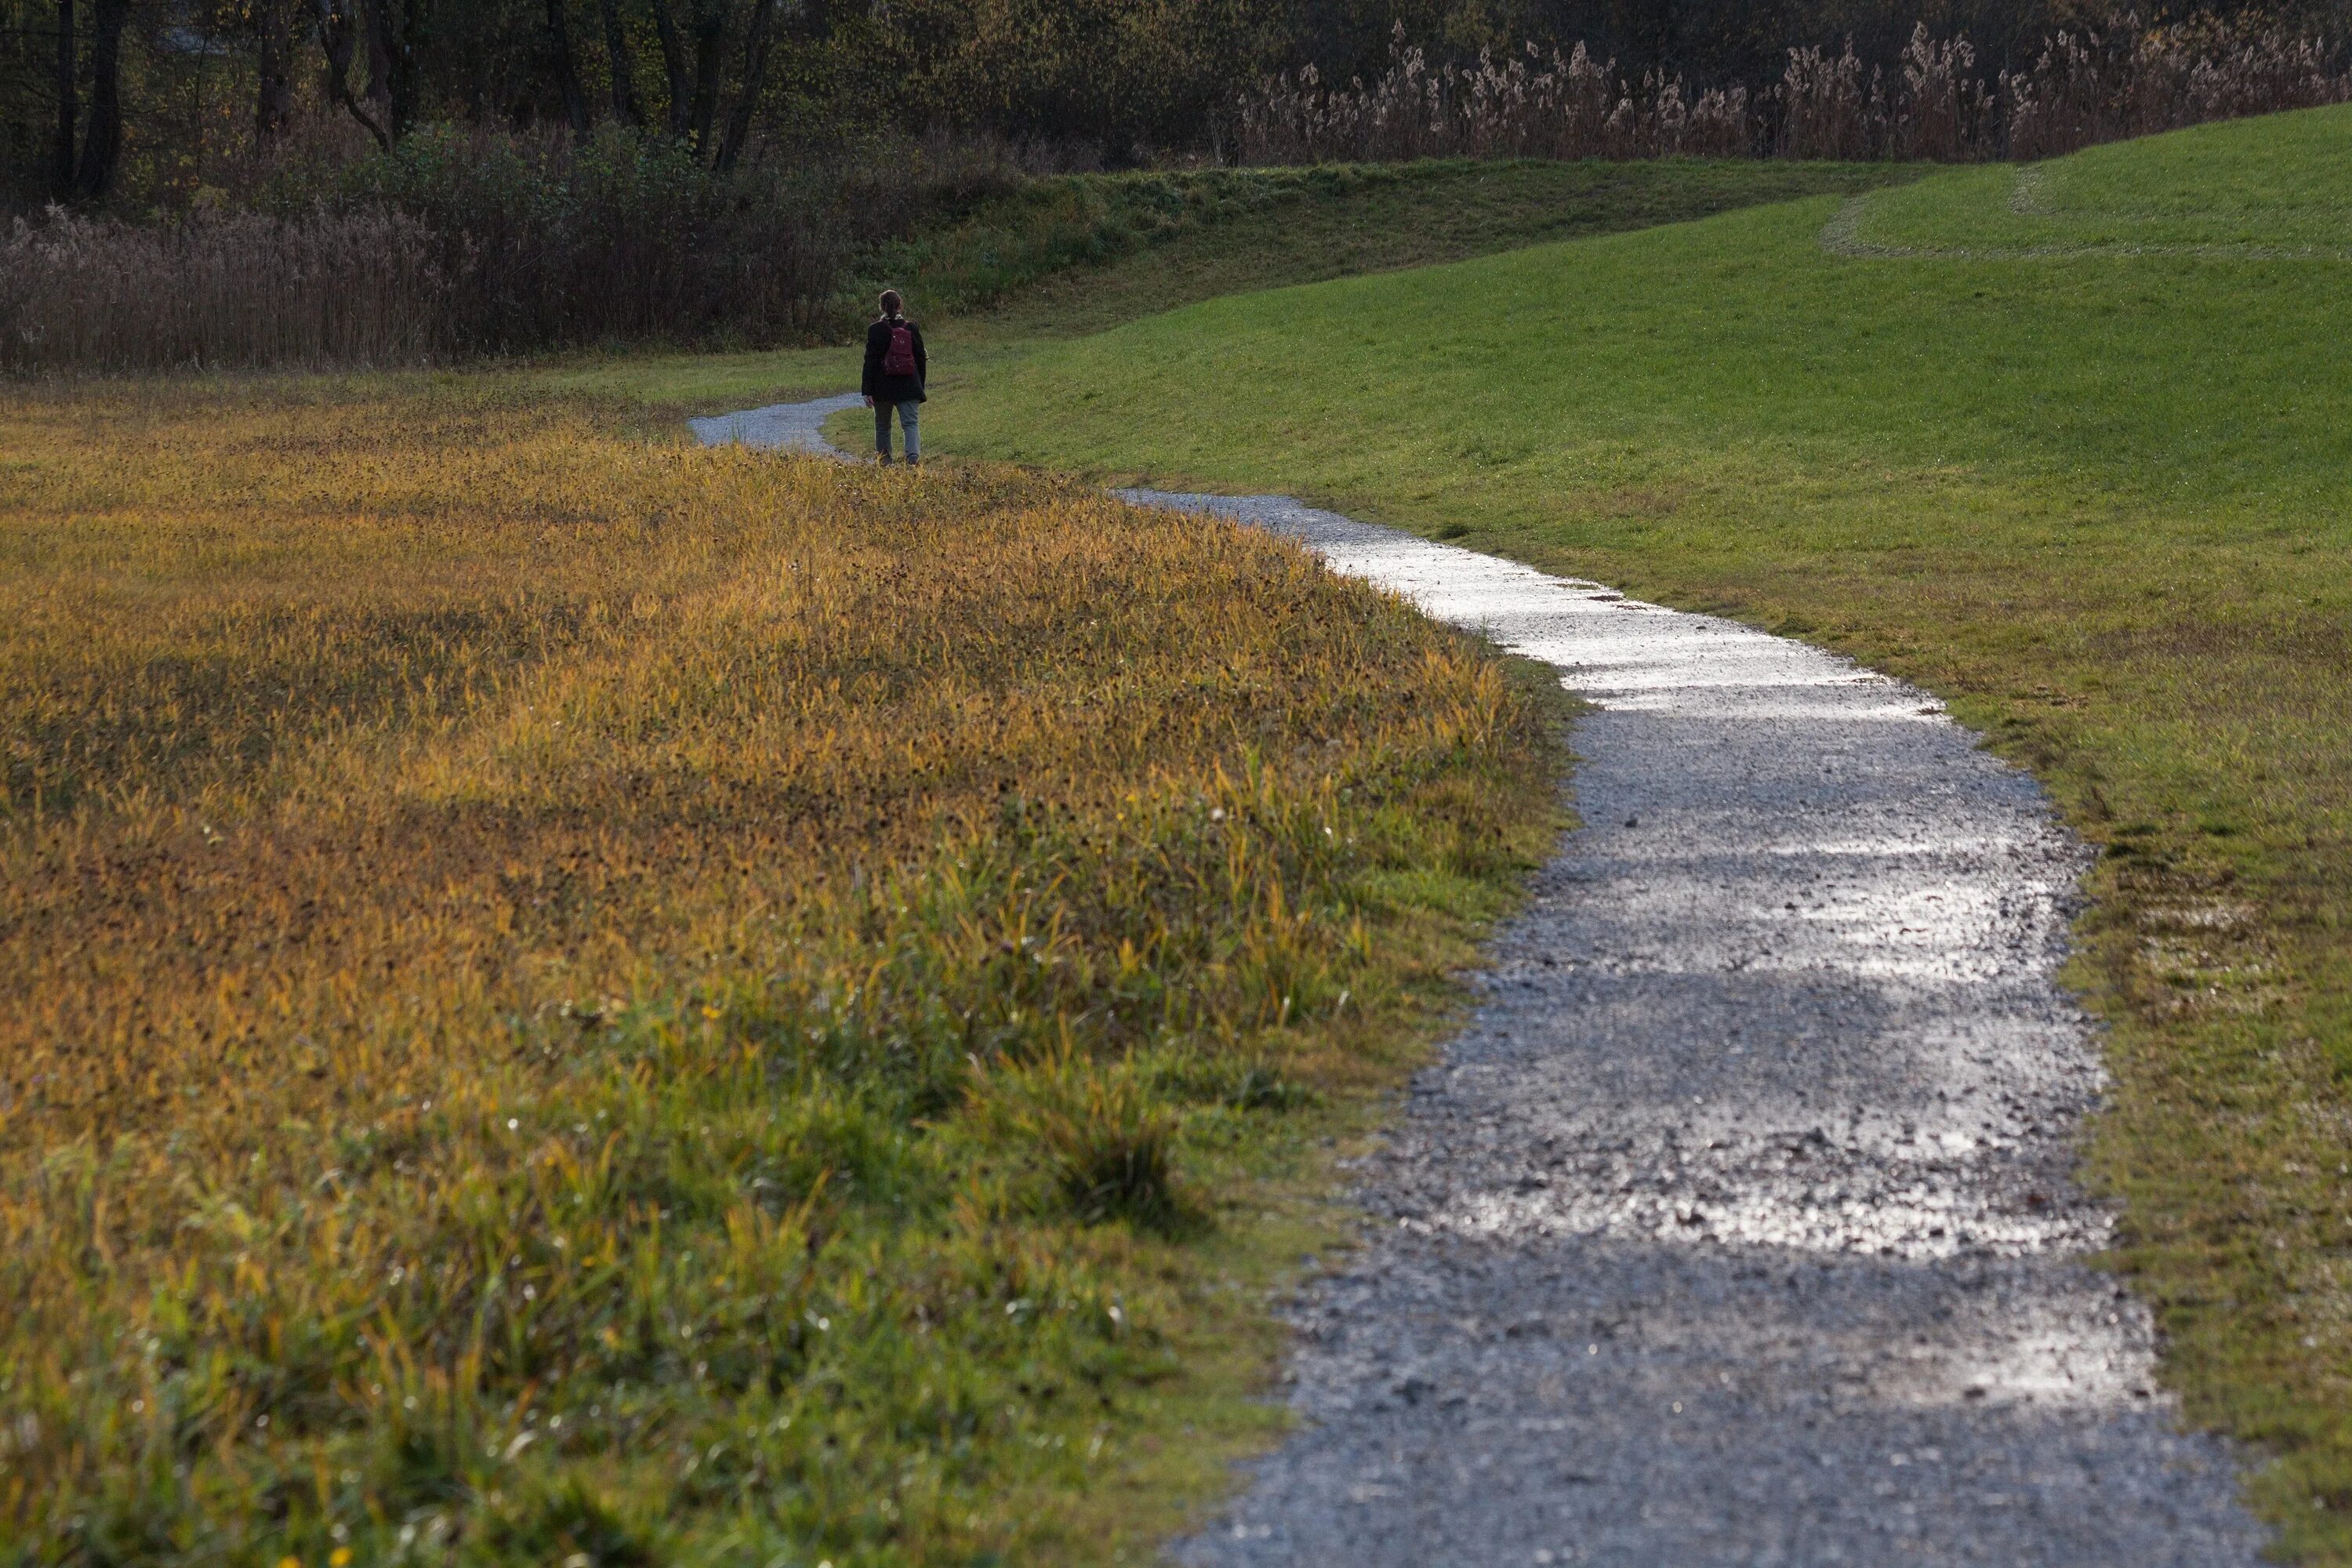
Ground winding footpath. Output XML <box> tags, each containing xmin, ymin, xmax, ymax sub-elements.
<box><xmin>699</xmin><ymin>401</ymin><xmax>2267</xmax><ymax>1566</ymax></box>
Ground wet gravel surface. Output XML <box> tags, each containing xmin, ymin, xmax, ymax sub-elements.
<box><xmin>697</xmin><ymin>406</ymin><xmax>2266</xmax><ymax>1563</ymax></box>
<box><xmin>1127</xmin><ymin>493</ymin><xmax>2266</xmax><ymax>1568</ymax></box>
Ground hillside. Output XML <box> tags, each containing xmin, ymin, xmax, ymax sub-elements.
<box><xmin>542</xmin><ymin>158</ymin><xmax>1907</xmax><ymax>414</ymax></box>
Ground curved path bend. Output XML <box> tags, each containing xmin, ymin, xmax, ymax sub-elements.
<box><xmin>700</xmin><ymin>401</ymin><xmax>2265</xmax><ymax>1566</ymax></box>
<box><xmin>687</xmin><ymin>393</ymin><xmax>865</xmax><ymax>456</ymax></box>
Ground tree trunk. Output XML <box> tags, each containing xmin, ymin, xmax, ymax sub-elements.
<box><xmin>315</xmin><ymin>0</ymin><xmax>391</xmax><ymax>148</ymax></box>
<box><xmin>363</xmin><ymin>0</ymin><xmax>395</xmax><ymax>122</ymax></box>
<box><xmin>596</xmin><ymin>0</ymin><xmax>642</xmax><ymax>125</ymax></box>
<box><xmin>645</xmin><ymin>0</ymin><xmax>694</xmax><ymax>137</ymax></box>
<box><xmin>361</xmin><ymin>0</ymin><xmax>423</xmax><ymax>140</ymax></box>
<box><xmin>257</xmin><ymin>0</ymin><xmax>299</xmax><ymax>141</ymax></box>
<box><xmin>546</xmin><ymin>0</ymin><xmax>592</xmax><ymax>137</ymax></box>
<box><xmin>73</xmin><ymin>0</ymin><xmax>129</xmax><ymax>198</ymax></box>
<box><xmin>53</xmin><ymin>0</ymin><xmax>75</xmax><ymax>202</ymax></box>
<box><xmin>715</xmin><ymin>0</ymin><xmax>776</xmax><ymax>172</ymax></box>
<box><xmin>686</xmin><ymin>0</ymin><xmax>726</xmax><ymax>156</ymax></box>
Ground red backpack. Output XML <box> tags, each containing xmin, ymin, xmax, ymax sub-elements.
<box><xmin>881</xmin><ymin>320</ymin><xmax>917</xmax><ymax>377</ymax></box>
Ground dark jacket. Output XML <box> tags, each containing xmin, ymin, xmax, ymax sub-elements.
<box><xmin>862</xmin><ymin>315</ymin><xmax>927</xmax><ymax>405</ymax></box>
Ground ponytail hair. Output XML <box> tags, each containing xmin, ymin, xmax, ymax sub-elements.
<box><xmin>878</xmin><ymin>289</ymin><xmax>903</xmax><ymax>317</ymax></box>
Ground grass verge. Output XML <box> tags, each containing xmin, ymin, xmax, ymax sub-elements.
<box><xmin>928</xmin><ymin>105</ymin><xmax>2352</xmax><ymax>1559</ymax></box>
<box><xmin>0</xmin><ymin>379</ymin><xmax>1564</xmax><ymax>1563</ymax></box>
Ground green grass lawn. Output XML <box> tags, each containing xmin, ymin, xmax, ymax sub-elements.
<box><xmin>1845</xmin><ymin>109</ymin><xmax>2352</xmax><ymax>256</ymax></box>
<box><xmin>924</xmin><ymin>105</ymin><xmax>2352</xmax><ymax>1561</ymax></box>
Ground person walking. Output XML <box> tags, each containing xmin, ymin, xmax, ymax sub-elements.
<box><xmin>862</xmin><ymin>289</ymin><xmax>927</xmax><ymax>465</ymax></box>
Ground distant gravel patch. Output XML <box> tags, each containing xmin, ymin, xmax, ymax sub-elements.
<box><xmin>699</xmin><ymin>405</ymin><xmax>2268</xmax><ymax>1565</ymax></box>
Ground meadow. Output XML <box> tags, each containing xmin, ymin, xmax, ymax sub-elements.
<box><xmin>0</xmin><ymin>382</ymin><xmax>1562</xmax><ymax>1563</ymax></box>
<box><xmin>924</xmin><ymin>106</ymin><xmax>2352</xmax><ymax>1559</ymax></box>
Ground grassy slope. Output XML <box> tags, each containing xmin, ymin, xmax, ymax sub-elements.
<box><xmin>1850</xmin><ymin>109</ymin><xmax>2352</xmax><ymax>254</ymax></box>
<box><xmin>534</xmin><ymin>158</ymin><xmax>1908</xmax><ymax>417</ymax></box>
<box><xmin>931</xmin><ymin>106</ymin><xmax>2352</xmax><ymax>1559</ymax></box>
<box><xmin>0</xmin><ymin>384</ymin><xmax>1563</xmax><ymax>1563</ymax></box>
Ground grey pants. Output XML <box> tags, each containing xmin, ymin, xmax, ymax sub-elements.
<box><xmin>874</xmin><ymin>399</ymin><xmax>920</xmax><ymax>462</ymax></box>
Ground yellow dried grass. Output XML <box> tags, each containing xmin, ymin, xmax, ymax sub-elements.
<box><xmin>0</xmin><ymin>378</ymin><xmax>1552</xmax><ymax>1561</ymax></box>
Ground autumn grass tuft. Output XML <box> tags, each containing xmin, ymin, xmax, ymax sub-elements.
<box><xmin>0</xmin><ymin>379</ymin><xmax>1562</xmax><ymax>1564</ymax></box>
<box><xmin>990</xmin><ymin>1051</ymin><xmax>1191</xmax><ymax>1233</ymax></box>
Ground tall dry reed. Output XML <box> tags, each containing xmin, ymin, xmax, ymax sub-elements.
<box><xmin>1239</xmin><ymin>13</ymin><xmax>2352</xmax><ymax>166</ymax></box>
<box><xmin>1239</xmin><ymin>33</ymin><xmax>1755</xmax><ymax>163</ymax></box>
<box><xmin>2003</xmin><ymin>12</ymin><xmax>2352</xmax><ymax>158</ymax></box>
<box><xmin>0</xmin><ymin>205</ymin><xmax>449</xmax><ymax>371</ymax></box>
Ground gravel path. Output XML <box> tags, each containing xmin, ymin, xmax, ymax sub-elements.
<box><xmin>700</xmin><ymin>405</ymin><xmax>2267</xmax><ymax>1565</ymax></box>
<box><xmin>687</xmin><ymin>393</ymin><xmax>864</xmax><ymax>456</ymax></box>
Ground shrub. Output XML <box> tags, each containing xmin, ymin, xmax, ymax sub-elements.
<box><xmin>261</xmin><ymin>123</ymin><xmax>1027</xmax><ymax>350</ymax></box>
